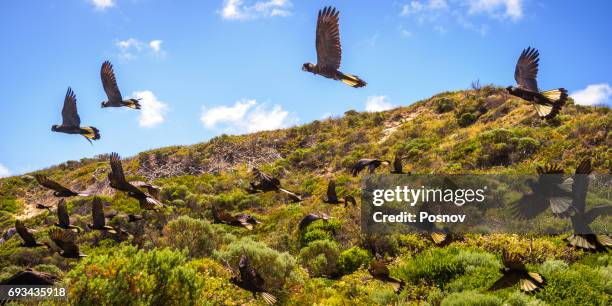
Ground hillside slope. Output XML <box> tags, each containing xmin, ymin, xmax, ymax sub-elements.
<box><xmin>0</xmin><ymin>86</ymin><xmax>610</xmax><ymax>305</ymax></box>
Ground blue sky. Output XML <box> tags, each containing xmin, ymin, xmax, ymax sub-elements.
<box><xmin>0</xmin><ymin>0</ymin><xmax>611</xmax><ymax>177</ymax></box>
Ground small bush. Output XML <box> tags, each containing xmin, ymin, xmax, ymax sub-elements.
<box><xmin>434</xmin><ymin>98</ymin><xmax>456</xmax><ymax>114</ymax></box>
<box><xmin>300</xmin><ymin>218</ymin><xmax>341</xmax><ymax>246</ymax></box>
<box><xmin>299</xmin><ymin>240</ymin><xmax>340</xmax><ymax>277</ymax></box>
<box><xmin>67</xmin><ymin>246</ymin><xmax>205</xmax><ymax>306</ymax></box>
<box><xmin>337</xmin><ymin>246</ymin><xmax>370</xmax><ymax>275</ymax></box>
<box><xmin>397</xmin><ymin>247</ymin><xmax>498</xmax><ymax>288</ymax></box>
<box><xmin>441</xmin><ymin>291</ymin><xmax>501</xmax><ymax>306</ymax></box>
<box><xmin>161</xmin><ymin>216</ymin><xmax>232</xmax><ymax>258</ymax></box>
<box><xmin>457</xmin><ymin>112</ymin><xmax>479</xmax><ymax>127</ymax></box>
<box><xmin>220</xmin><ymin>237</ymin><xmax>299</xmax><ymax>291</ymax></box>
<box><xmin>535</xmin><ymin>262</ymin><xmax>610</xmax><ymax>305</ymax></box>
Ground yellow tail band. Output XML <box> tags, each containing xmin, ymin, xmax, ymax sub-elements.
<box><xmin>82</xmin><ymin>127</ymin><xmax>100</xmax><ymax>140</ymax></box>
<box><xmin>541</xmin><ymin>88</ymin><xmax>568</xmax><ymax>103</ymax></box>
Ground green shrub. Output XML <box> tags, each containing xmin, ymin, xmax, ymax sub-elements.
<box><xmin>516</xmin><ymin>137</ymin><xmax>540</xmax><ymax>156</ymax></box>
<box><xmin>337</xmin><ymin>246</ymin><xmax>370</xmax><ymax>275</ymax></box>
<box><xmin>220</xmin><ymin>237</ymin><xmax>299</xmax><ymax>291</ymax></box>
<box><xmin>67</xmin><ymin>246</ymin><xmax>206</xmax><ymax>306</ymax></box>
<box><xmin>397</xmin><ymin>247</ymin><xmax>499</xmax><ymax>288</ymax></box>
<box><xmin>161</xmin><ymin>216</ymin><xmax>232</xmax><ymax>258</ymax></box>
<box><xmin>535</xmin><ymin>262</ymin><xmax>610</xmax><ymax>305</ymax></box>
<box><xmin>299</xmin><ymin>218</ymin><xmax>341</xmax><ymax>246</ymax></box>
<box><xmin>441</xmin><ymin>291</ymin><xmax>501</xmax><ymax>306</ymax></box>
<box><xmin>299</xmin><ymin>240</ymin><xmax>341</xmax><ymax>277</ymax></box>
<box><xmin>457</xmin><ymin>112</ymin><xmax>479</xmax><ymax>127</ymax></box>
<box><xmin>434</xmin><ymin>98</ymin><xmax>456</xmax><ymax>114</ymax></box>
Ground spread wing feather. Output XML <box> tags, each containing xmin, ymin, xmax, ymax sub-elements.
<box><xmin>61</xmin><ymin>87</ymin><xmax>80</xmax><ymax>127</ymax></box>
<box><xmin>57</xmin><ymin>199</ymin><xmax>70</xmax><ymax>227</ymax></box>
<box><xmin>514</xmin><ymin>47</ymin><xmax>539</xmax><ymax>92</ymax></box>
<box><xmin>101</xmin><ymin>61</ymin><xmax>123</xmax><ymax>103</ymax></box>
<box><xmin>316</xmin><ymin>6</ymin><xmax>342</xmax><ymax>71</ymax></box>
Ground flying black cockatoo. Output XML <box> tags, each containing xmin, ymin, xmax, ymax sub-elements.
<box><xmin>351</xmin><ymin>159</ymin><xmax>391</xmax><ymax>176</ymax></box>
<box><xmin>87</xmin><ymin>197</ymin><xmax>117</xmax><ymax>233</ymax></box>
<box><xmin>55</xmin><ymin>199</ymin><xmax>81</xmax><ymax>232</ymax></box>
<box><xmin>247</xmin><ymin>168</ymin><xmax>302</xmax><ymax>202</ymax></box>
<box><xmin>49</xmin><ymin>228</ymin><xmax>86</xmax><ymax>258</ymax></box>
<box><xmin>390</xmin><ymin>155</ymin><xmax>409</xmax><ymax>174</ymax></box>
<box><xmin>230</xmin><ymin>255</ymin><xmax>277</xmax><ymax>305</ymax></box>
<box><xmin>108</xmin><ymin>153</ymin><xmax>162</xmax><ymax>210</ymax></box>
<box><xmin>565</xmin><ymin>158</ymin><xmax>612</xmax><ymax>251</ymax></box>
<box><xmin>511</xmin><ymin>164</ymin><xmax>573</xmax><ymax>219</ymax></box>
<box><xmin>36</xmin><ymin>203</ymin><xmax>53</xmax><ymax>211</ymax></box>
<box><xmin>368</xmin><ymin>258</ymin><xmax>405</xmax><ymax>293</ymax></box>
<box><xmin>15</xmin><ymin>220</ymin><xmax>46</xmax><ymax>248</ymax></box>
<box><xmin>100</xmin><ymin>61</ymin><xmax>141</xmax><ymax>109</ymax></box>
<box><xmin>35</xmin><ymin>174</ymin><xmax>89</xmax><ymax>197</ymax></box>
<box><xmin>507</xmin><ymin>47</ymin><xmax>567</xmax><ymax>119</ymax></box>
<box><xmin>212</xmin><ymin>206</ymin><xmax>260</xmax><ymax>230</ymax></box>
<box><xmin>51</xmin><ymin>87</ymin><xmax>100</xmax><ymax>143</ymax></box>
<box><xmin>323</xmin><ymin>180</ymin><xmax>356</xmax><ymax>207</ymax></box>
<box><xmin>0</xmin><ymin>269</ymin><xmax>58</xmax><ymax>286</ymax></box>
<box><xmin>489</xmin><ymin>249</ymin><xmax>546</xmax><ymax>292</ymax></box>
<box><xmin>298</xmin><ymin>213</ymin><xmax>329</xmax><ymax>231</ymax></box>
<box><xmin>302</xmin><ymin>6</ymin><xmax>366</xmax><ymax>88</ymax></box>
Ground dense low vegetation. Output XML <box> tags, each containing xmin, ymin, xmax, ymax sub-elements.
<box><xmin>0</xmin><ymin>87</ymin><xmax>610</xmax><ymax>305</ymax></box>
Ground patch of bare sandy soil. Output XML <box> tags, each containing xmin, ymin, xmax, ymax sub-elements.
<box><xmin>15</xmin><ymin>174</ymin><xmax>113</xmax><ymax>220</ymax></box>
<box><xmin>378</xmin><ymin>107</ymin><xmax>427</xmax><ymax>143</ymax></box>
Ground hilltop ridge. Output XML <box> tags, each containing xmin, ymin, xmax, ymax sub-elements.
<box><xmin>1</xmin><ymin>86</ymin><xmax>610</xmax><ymax>224</ymax></box>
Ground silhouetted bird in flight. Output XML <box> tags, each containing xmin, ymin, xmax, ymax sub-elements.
<box><xmin>302</xmin><ymin>6</ymin><xmax>366</xmax><ymax>88</ymax></box>
<box><xmin>390</xmin><ymin>155</ymin><xmax>409</xmax><ymax>174</ymax></box>
<box><xmin>212</xmin><ymin>206</ymin><xmax>260</xmax><ymax>230</ymax></box>
<box><xmin>323</xmin><ymin>180</ymin><xmax>356</xmax><ymax>207</ymax></box>
<box><xmin>230</xmin><ymin>255</ymin><xmax>277</xmax><ymax>305</ymax></box>
<box><xmin>108</xmin><ymin>153</ymin><xmax>163</xmax><ymax>210</ymax></box>
<box><xmin>489</xmin><ymin>249</ymin><xmax>545</xmax><ymax>292</ymax></box>
<box><xmin>414</xmin><ymin>205</ymin><xmax>458</xmax><ymax>246</ymax></box>
<box><xmin>298</xmin><ymin>213</ymin><xmax>329</xmax><ymax>230</ymax></box>
<box><xmin>100</xmin><ymin>61</ymin><xmax>141</xmax><ymax>109</ymax></box>
<box><xmin>51</xmin><ymin>87</ymin><xmax>100</xmax><ymax>143</ymax></box>
<box><xmin>368</xmin><ymin>258</ymin><xmax>405</xmax><ymax>292</ymax></box>
<box><xmin>130</xmin><ymin>181</ymin><xmax>162</xmax><ymax>201</ymax></box>
<box><xmin>55</xmin><ymin>199</ymin><xmax>81</xmax><ymax>232</ymax></box>
<box><xmin>127</xmin><ymin>214</ymin><xmax>144</xmax><ymax>223</ymax></box>
<box><xmin>35</xmin><ymin>174</ymin><xmax>89</xmax><ymax>197</ymax></box>
<box><xmin>247</xmin><ymin>168</ymin><xmax>302</xmax><ymax>202</ymax></box>
<box><xmin>566</xmin><ymin>158</ymin><xmax>612</xmax><ymax>251</ymax></box>
<box><xmin>0</xmin><ymin>269</ymin><xmax>58</xmax><ymax>285</ymax></box>
<box><xmin>15</xmin><ymin>220</ymin><xmax>46</xmax><ymax>248</ymax></box>
<box><xmin>351</xmin><ymin>159</ymin><xmax>390</xmax><ymax>176</ymax></box>
<box><xmin>512</xmin><ymin>164</ymin><xmax>573</xmax><ymax>219</ymax></box>
<box><xmin>36</xmin><ymin>203</ymin><xmax>53</xmax><ymax>211</ymax></box>
<box><xmin>49</xmin><ymin>228</ymin><xmax>86</xmax><ymax>258</ymax></box>
<box><xmin>87</xmin><ymin>197</ymin><xmax>117</xmax><ymax>233</ymax></box>
<box><xmin>507</xmin><ymin>47</ymin><xmax>567</xmax><ymax>119</ymax></box>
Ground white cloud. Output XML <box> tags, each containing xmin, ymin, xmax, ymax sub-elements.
<box><xmin>365</xmin><ymin>96</ymin><xmax>395</xmax><ymax>112</ymax></box>
<box><xmin>570</xmin><ymin>83</ymin><xmax>612</xmax><ymax>106</ymax></box>
<box><xmin>91</xmin><ymin>0</ymin><xmax>114</xmax><ymax>10</ymax></box>
<box><xmin>132</xmin><ymin>91</ymin><xmax>169</xmax><ymax>128</ymax></box>
<box><xmin>115</xmin><ymin>38</ymin><xmax>165</xmax><ymax>60</ymax></box>
<box><xmin>466</xmin><ymin>0</ymin><xmax>523</xmax><ymax>21</ymax></box>
<box><xmin>401</xmin><ymin>0</ymin><xmax>448</xmax><ymax>16</ymax></box>
<box><xmin>149</xmin><ymin>40</ymin><xmax>163</xmax><ymax>52</ymax></box>
<box><xmin>200</xmin><ymin>99</ymin><xmax>295</xmax><ymax>133</ymax></box>
<box><xmin>0</xmin><ymin>164</ymin><xmax>10</xmax><ymax>178</ymax></box>
<box><xmin>399</xmin><ymin>0</ymin><xmax>524</xmax><ymax>35</ymax></box>
<box><xmin>220</xmin><ymin>0</ymin><xmax>292</xmax><ymax>20</ymax></box>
